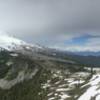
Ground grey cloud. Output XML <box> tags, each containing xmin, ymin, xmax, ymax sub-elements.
<box><xmin>0</xmin><ymin>0</ymin><xmax>100</xmax><ymax>50</ymax></box>
<box><xmin>0</xmin><ymin>0</ymin><xmax>100</xmax><ymax>35</ymax></box>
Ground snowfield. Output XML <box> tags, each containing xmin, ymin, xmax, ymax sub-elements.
<box><xmin>40</xmin><ymin>68</ymin><xmax>100</xmax><ymax>100</ymax></box>
<box><xmin>78</xmin><ymin>74</ymin><xmax>100</xmax><ymax>100</ymax></box>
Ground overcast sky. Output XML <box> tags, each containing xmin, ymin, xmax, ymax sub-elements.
<box><xmin>0</xmin><ymin>0</ymin><xmax>100</xmax><ymax>51</ymax></box>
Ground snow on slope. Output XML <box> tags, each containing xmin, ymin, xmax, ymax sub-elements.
<box><xmin>0</xmin><ymin>35</ymin><xmax>24</xmax><ymax>50</ymax></box>
<box><xmin>0</xmin><ymin>31</ymin><xmax>42</xmax><ymax>51</ymax></box>
<box><xmin>78</xmin><ymin>74</ymin><xmax>100</xmax><ymax>100</ymax></box>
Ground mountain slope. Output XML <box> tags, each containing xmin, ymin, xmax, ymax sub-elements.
<box><xmin>0</xmin><ymin>33</ymin><xmax>98</xmax><ymax>100</ymax></box>
<box><xmin>0</xmin><ymin>33</ymin><xmax>43</xmax><ymax>51</ymax></box>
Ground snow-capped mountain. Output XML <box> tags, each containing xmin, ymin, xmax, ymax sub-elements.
<box><xmin>0</xmin><ymin>32</ymin><xmax>43</xmax><ymax>51</ymax></box>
